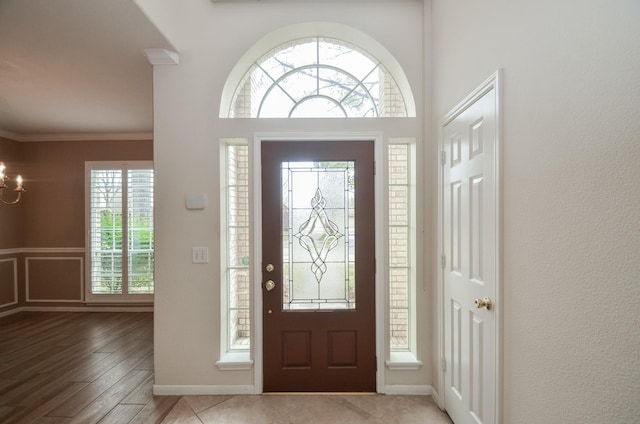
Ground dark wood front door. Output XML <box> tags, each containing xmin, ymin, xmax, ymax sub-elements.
<box><xmin>262</xmin><ymin>140</ymin><xmax>376</xmax><ymax>392</ymax></box>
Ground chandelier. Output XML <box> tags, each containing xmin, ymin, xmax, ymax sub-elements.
<box><xmin>0</xmin><ymin>162</ymin><xmax>26</xmax><ymax>205</ymax></box>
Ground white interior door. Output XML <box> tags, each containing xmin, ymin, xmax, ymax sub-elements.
<box><xmin>441</xmin><ymin>74</ymin><xmax>500</xmax><ymax>424</ymax></box>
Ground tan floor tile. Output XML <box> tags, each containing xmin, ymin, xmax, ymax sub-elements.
<box><xmin>261</xmin><ymin>395</ymin><xmax>371</xmax><ymax>423</ymax></box>
<box><xmin>164</xmin><ymin>394</ymin><xmax>452</xmax><ymax>424</ymax></box>
<box><xmin>183</xmin><ymin>395</ymin><xmax>233</xmax><ymax>414</ymax></box>
<box><xmin>196</xmin><ymin>395</ymin><xmax>284</xmax><ymax>424</ymax></box>
<box><xmin>160</xmin><ymin>397</ymin><xmax>201</xmax><ymax>424</ymax></box>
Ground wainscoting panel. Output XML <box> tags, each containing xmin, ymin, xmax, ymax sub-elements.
<box><xmin>0</xmin><ymin>258</ymin><xmax>18</xmax><ymax>308</ymax></box>
<box><xmin>26</xmin><ymin>257</ymin><xmax>84</xmax><ymax>302</ymax></box>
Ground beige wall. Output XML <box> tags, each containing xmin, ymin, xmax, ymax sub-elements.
<box><xmin>431</xmin><ymin>0</ymin><xmax>640</xmax><ymax>422</ymax></box>
<box><xmin>138</xmin><ymin>0</ymin><xmax>427</xmax><ymax>392</ymax></box>
<box><xmin>0</xmin><ymin>138</ymin><xmax>153</xmax><ymax>314</ymax></box>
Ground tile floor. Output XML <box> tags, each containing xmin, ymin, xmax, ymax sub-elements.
<box><xmin>161</xmin><ymin>394</ymin><xmax>453</xmax><ymax>424</ymax></box>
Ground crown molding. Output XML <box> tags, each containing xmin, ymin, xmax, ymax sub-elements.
<box><xmin>143</xmin><ymin>48</ymin><xmax>179</xmax><ymax>66</ymax></box>
<box><xmin>0</xmin><ymin>132</ymin><xmax>153</xmax><ymax>142</ymax></box>
<box><xmin>0</xmin><ymin>128</ymin><xmax>21</xmax><ymax>141</ymax></box>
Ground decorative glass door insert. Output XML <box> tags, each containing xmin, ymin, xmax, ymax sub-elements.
<box><xmin>282</xmin><ymin>161</ymin><xmax>355</xmax><ymax>310</ymax></box>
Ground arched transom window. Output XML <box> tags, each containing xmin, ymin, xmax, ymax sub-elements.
<box><xmin>229</xmin><ymin>37</ymin><xmax>408</xmax><ymax>118</ymax></box>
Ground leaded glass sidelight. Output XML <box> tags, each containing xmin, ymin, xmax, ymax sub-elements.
<box><xmin>282</xmin><ymin>161</ymin><xmax>356</xmax><ymax>310</ymax></box>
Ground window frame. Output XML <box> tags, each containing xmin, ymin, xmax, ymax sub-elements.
<box><xmin>243</xmin><ymin>37</ymin><xmax>390</xmax><ymax>118</ymax></box>
<box><xmin>220</xmin><ymin>27</ymin><xmax>417</xmax><ymax>119</ymax></box>
<box><xmin>84</xmin><ymin>161</ymin><xmax>154</xmax><ymax>304</ymax></box>
<box><xmin>386</xmin><ymin>139</ymin><xmax>422</xmax><ymax>370</ymax></box>
<box><xmin>217</xmin><ymin>140</ymin><xmax>254</xmax><ymax>370</ymax></box>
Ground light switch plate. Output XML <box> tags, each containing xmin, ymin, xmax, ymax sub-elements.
<box><xmin>192</xmin><ymin>247</ymin><xmax>209</xmax><ymax>263</ymax></box>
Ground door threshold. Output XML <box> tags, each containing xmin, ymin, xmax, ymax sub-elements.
<box><xmin>262</xmin><ymin>392</ymin><xmax>377</xmax><ymax>396</ymax></box>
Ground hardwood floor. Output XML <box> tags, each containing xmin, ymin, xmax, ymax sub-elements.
<box><xmin>0</xmin><ymin>311</ymin><xmax>178</xmax><ymax>424</ymax></box>
<box><xmin>0</xmin><ymin>312</ymin><xmax>453</xmax><ymax>424</ymax></box>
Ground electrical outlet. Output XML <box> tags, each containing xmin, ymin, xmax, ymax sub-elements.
<box><xmin>192</xmin><ymin>247</ymin><xmax>209</xmax><ymax>264</ymax></box>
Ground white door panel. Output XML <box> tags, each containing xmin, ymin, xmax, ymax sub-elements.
<box><xmin>441</xmin><ymin>75</ymin><xmax>500</xmax><ymax>424</ymax></box>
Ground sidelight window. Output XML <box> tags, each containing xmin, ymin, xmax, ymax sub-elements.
<box><xmin>388</xmin><ymin>143</ymin><xmax>414</xmax><ymax>352</ymax></box>
<box><xmin>221</xmin><ymin>143</ymin><xmax>251</xmax><ymax>353</ymax></box>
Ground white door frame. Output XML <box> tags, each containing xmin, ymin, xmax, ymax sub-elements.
<box><xmin>436</xmin><ymin>70</ymin><xmax>503</xmax><ymax>422</ymax></box>
<box><xmin>252</xmin><ymin>132</ymin><xmax>386</xmax><ymax>394</ymax></box>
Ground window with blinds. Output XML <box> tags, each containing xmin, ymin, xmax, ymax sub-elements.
<box><xmin>86</xmin><ymin>162</ymin><xmax>154</xmax><ymax>301</ymax></box>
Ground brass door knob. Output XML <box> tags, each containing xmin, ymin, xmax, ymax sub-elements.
<box><xmin>264</xmin><ymin>280</ymin><xmax>276</xmax><ymax>291</ymax></box>
<box><xmin>474</xmin><ymin>297</ymin><xmax>493</xmax><ymax>310</ymax></box>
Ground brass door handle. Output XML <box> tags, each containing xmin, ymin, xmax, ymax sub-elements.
<box><xmin>264</xmin><ymin>280</ymin><xmax>276</xmax><ymax>291</ymax></box>
<box><xmin>474</xmin><ymin>297</ymin><xmax>493</xmax><ymax>310</ymax></box>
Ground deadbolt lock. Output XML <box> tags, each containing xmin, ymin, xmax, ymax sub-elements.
<box><xmin>265</xmin><ymin>263</ymin><xmax>275</xmax><ymax>272</ymax></box>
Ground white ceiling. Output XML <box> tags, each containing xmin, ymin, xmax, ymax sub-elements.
<box><xmin>0</xmin><ymin>0</ymin><xmax>174</xmax><ymax>141</ymax></box>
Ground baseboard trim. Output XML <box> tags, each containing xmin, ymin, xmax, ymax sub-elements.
<box><xmin>22</xmin><ymin>306</ymin><xmax>153</xmax><ymax>313</ymax></box>
<box><xmin>0</xmin><ymin>306</ymin><xmax>153</xmax><ymax>317</ymax></box>
<box><xmin>153</xmin><ymin>385</ymin><xmax>255</xmax><ymax>396</ymax></box>
<box><xmin>0</xmin><ymin>308</ymin><xmax>21</xmax><ymax>318</ymax></box>
<box><xmin>430</xmin><ymin>387</ymin><xmax>444</xmax><ymax>409</ymax></box>
<box><xmin>384</xmin><ymin>385</ymin><xmax>433</xmax><ymax>396</ymax></box>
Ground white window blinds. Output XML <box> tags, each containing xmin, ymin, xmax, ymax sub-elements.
<box><xmin>87</xmin><ymin>163</ymin><xmax>153</xmax><ymax>300</ymax></box>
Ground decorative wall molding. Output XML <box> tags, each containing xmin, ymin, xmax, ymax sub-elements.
<box><xmin>0</xmin><ymin>247</ymin><xmax>85</xmax><ymax>255</ymax></box>
<box><xmin>25</xmin><ymin>256</ymin><xmax>84</xmax><ymax>302</ymax></box>
<box><xmin>0</xmin><ymin>258</ymin><xmax>18</xmax><ymax>309</ymax></box>
<box><xmin>23</xmin><ymin>247</ymin><xmax>86</xmax><ymax>254</ymax></box>
<box><xmin>0</xmin><ymin>249</ymin><xmax>22</xmax><ymax>256</ymax></box>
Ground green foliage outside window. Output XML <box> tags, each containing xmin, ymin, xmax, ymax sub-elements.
<box><xmin>99</xmin><ymin>210</ymin><xmax>154</xmax><ymax>293</ymax></box>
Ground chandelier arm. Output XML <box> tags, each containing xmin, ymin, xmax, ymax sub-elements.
<box><xmin>0</xmin><ymin>190</ymin><xmax>23</xmax><ymax>205</ymax></box>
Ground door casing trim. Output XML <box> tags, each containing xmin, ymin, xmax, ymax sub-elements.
<box><xmin>252</xmin><ymin>132</ymin><xmax>385</xmax><ymax>394</ymax></box>
<box><xmin>437</xmin><ymin>70</ymin><xmax>502</xmax><ymax>422</ymax></box>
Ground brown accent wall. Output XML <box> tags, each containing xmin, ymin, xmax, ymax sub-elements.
<box><xmin>0</xmin><ymin>258</ymin><xmax>18</xmax><ymax>307</ymax></box>
<box><xmin>0</xmin><ymin>138</ymin><xmax>152</xmax><ymax>314</ymax></box>
<box><xmin>21</xmin><ymin>139</ymin><xmax>153</xmax><ymax>247</ymax></box>
<box><xmin>26</xmin><ymin>256</ymin><xmax>84</xmax><ymax>301</ymax></box>
<box><xmin>0</xmin><ymin>137</ymin><xmax>25</xmax><ymax>250</ymax></box>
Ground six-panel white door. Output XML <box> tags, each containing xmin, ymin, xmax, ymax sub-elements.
<box><xmin>442</xmin><ymin>82</ymin><xmax>498</xmax><ymax>424</ymax></box>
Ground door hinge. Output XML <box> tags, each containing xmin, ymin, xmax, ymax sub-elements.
<box><xmin>441</xmin><ymin>357</ymin><xmax>446</xmax><ymax>372</ymax></box>
<box><xmin>441</xmin><ymin>254</ymin><xmax>446</xmax><ymax>269</ymax></box>
<box><xmin>440</xmin><ymin>151</ymin><xmax>446</xmax><ymax>166</ymax></box>
<box><xmin>374</xmin><ymin>161</ymin><xmax>376</xmax><ymax>175</ymax></box>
